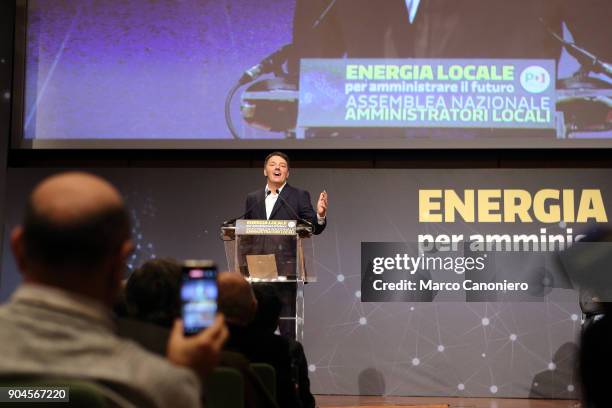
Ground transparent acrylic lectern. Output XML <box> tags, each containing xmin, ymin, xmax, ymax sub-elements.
<box><xmin>221</xmin><ymin>219</ymin><xmax>316</xmax><ymax>342</ymax></box>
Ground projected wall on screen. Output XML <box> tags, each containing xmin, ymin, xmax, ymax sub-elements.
<box><xmin>21</xmin><ymin>0</ymin><xmax>612</xmax><ymax>146</ymax></box>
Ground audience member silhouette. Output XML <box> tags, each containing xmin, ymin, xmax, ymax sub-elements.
<box><xmin>0</xmin><ymin>172</ymin><xmax>228</xmax><ymax>407</ymax></box>
<box><xmin>120</xmin><ymin>259</ymin><xmax>278</xmax><ymax>407</ymax></box>
<box><xmin>252</xmin><ymin>283</ymin><xmax>316</xmax><ymax>408</ymax></box>
<box><xmin>219</xmin><ymin>273</ymin><xmax>301</xmax><ymax>407</ymax></box>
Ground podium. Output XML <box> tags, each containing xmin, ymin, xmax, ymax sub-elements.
<box><xmin>221</xmin><ymin>219</ymin><xmax>317</xmax><ymax>342</ymax></box>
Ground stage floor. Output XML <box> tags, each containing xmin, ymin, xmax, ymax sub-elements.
<box><xmin>315</xmin><ymin>395</ymin><xmax>580</xmax><ymax>408</ymax></box>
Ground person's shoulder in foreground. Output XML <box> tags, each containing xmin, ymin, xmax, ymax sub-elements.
<box><xmin>0</xmin><ymin>172</ymin><xmax>227</xmax><ymax>407</ymax></box>
<box><xmin>0</xmin><ymin>284</ymin><xmax>201</xmax><ymax>407</ymax></box>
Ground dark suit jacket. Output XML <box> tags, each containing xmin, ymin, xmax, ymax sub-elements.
<box><xmin>244</xmin><ymin>184</ymin><xmax>326</xmax><ymax>235</ymax></box>
<box><xmin>242</xmin><ymin>184</ymin><xmax>325</xmax><ymax>277</ymax></box>
<box><xmin>290</xmin><ymin>0</ymin><xmax>612</xmax><ymax>67</ymax></box>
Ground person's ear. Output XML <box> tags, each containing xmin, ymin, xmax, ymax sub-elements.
<box><xmin>10</xmin><ymin>226</ymin><xmax>27</xmax><ymax>274</ymax></box>
<box><xmin>263</xmin><ymin>168</ymin><xmax>267</xmax><ymax>178</ymax></box>
<box><xmin>110</xmin><ymin>239</ymin><xmax>134</xmax><ymax>290</ymax></box>
<box><xmin>119</xmin><ymin>239</ymin><xmax>134</xmax><ymax>265</ymax></box>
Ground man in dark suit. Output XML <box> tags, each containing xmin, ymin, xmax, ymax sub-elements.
<box><xmin>291</xmin><ymin>0</ymin><xmax>612</xmax><ymax>64</ymax></box>
<box><xmin>244</xmin><ymin>151</ymin><xmax>327</xmax><ymax>235</ymax></box>
<box><xmin>242</xmin><ymin>151</ymin><xmax>328</xmax><ymax>338</ymax></box>
<box><xmin>242</xmin><ymin>151</ymin><xmax>327</xmax><ymax>278</ymax></box>
<box><xmin>289</xmin><ymin>0</ymin><xmax>612</xmax><ymax>139</ymax></box>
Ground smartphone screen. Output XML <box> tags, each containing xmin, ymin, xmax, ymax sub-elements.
<box><xmin>181</xmin><ymin>260</ymin><xmax>218</xmax><ymax>335</ymax></box>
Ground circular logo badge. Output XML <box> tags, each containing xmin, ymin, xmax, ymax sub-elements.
<box><xmin>520</xmin><ymin>66</ymin><xmax>551</xmax><ymax>93</ymax></box>
<box><xmin>288</xmin><ymin>221</ymin><xmax>296</xmax><ymax>228</ymax></box>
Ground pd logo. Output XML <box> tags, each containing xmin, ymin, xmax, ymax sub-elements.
<box><xmin>520</xmin><ymin>66</ymin><xmax>551</xmax><ymax>93</ymax></box>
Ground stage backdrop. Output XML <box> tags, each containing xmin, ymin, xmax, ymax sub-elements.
<box><xmin>2</xmin><ymin>167</ymin><xmax>610</xmax><ymax>399</ymax></box>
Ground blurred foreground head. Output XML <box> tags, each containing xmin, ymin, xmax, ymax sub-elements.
<box><xmin>217</xmin><ymin>272</ymin><xmax>257</xmax><ymax>326</ymax></box>
<box><xmin>10</xmin><ymin>172</ymin><xmax>133</xmax><ymax>306</ymax></box>
<box><xmin>125</xmin><ymin>258</ymin><xmax>182</xmax><ymax>327</ymax></box>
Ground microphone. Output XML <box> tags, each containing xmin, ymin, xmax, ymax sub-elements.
<box><xmin>563</xmin><ymin>41</ymin><xmax>612</xmax><ymax>79</ymax></box>
<box><xmin>312</xmin><ymin>0</ymin><xmax>338</xmax><ymax>29</ymax></box>
<box><xmin>239</xmin><ymin>44</ymin><xmax>293</xmax><ymax>85</ymax></box>
<box><xmin>240</xmin><ymin>0</ymin><xmax>337</xmax><ymax>84</ymax></box>
<box><xmin>274</xmin><ymin>189</ymin><xmax>315</xmax><ymax>230</ymax></box>
<box><xmin>540</xmin><ymin>18</ymin><xmax>612</xmax><ymax>79</ymax></box>
<box><xmin>222</xmin><ymin>189</ymin><xmax>272</xmax><ymax>226</ymax></box>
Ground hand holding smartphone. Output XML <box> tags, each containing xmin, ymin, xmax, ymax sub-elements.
<box><xmin>180</xmin><ymin>260</ymin><xmax>218</xmax><ymax>336</ymax></box>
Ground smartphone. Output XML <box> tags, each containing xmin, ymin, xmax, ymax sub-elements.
<box><xmin>180</xmin><ymin>260</ymin><xmax>218</xmax><ymax>336</ymax></box>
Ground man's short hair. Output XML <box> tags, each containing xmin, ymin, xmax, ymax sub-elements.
<box><xmin>218</xmin><ymin>273</ymin><xmax>257</xmax><ymax>326</ymax></box>
<box><xmin>264</xmin><ymin>151</ymin><xmax>290</xmax><ymax>168</ymax></box>
<box><xmin>22</xmin><ymin>200</ymin><xmax>131</xmax><ymax>271</ymax></box>
<box><xmin>125</xmin><ymin>258</ymin><xmax>182</xmax><ymax>327</ymax></box>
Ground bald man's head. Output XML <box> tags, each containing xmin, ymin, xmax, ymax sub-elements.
<box><xmin>217</xmin><ymin>272</ymin><xmax>257</xmax><ymax>326</ymax></box>
<box><xmin>17</xmin><ymin>172</ymin><xmax>131</xmax><ymax>278</ymax></box>
<box><xmin>30</xmin><ymin>172</ymin><xmax>124</xmax><ymax>225</ymax></box>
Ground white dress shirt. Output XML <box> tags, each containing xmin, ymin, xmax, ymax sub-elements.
<box><xmin>265</xmin><ymin>182</ymin><xmax>286</xmax><ymax>219</ymax></box>
<box><xmin>264</xmin><ymin>183</ymin><xmax>325</xmax><ymax>224</ymax></box>
<box><xmin>405</xmin><ymin>0</ymin><xmax>420</xmax><ymax>23</ymax></box>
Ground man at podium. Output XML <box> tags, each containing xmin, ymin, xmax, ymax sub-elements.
<box><xmin>243</xmin><ymin>151</ymin><xmax>328</xmax><ymax>338</ymax></box>
<box><xmin>244</xmin><ymin>151</ymin><xmax>327</xmax><ymax>235</ymax></box>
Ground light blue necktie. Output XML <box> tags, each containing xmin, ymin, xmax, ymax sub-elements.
<box><xmin>405</xmin><ymin>0</ymin><xmax>420</xmax><ymax>23</ymax></box>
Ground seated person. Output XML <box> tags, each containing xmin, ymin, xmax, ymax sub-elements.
<box><xmin>580</xmin><ymin>309</ymin><xmax>612</xmax><ymax>408</ymax></box>
<box><xmin>125</xmin><ymin>258</ymin><xmax>182</xmax><ymax>328</ymax></box>
<box><xmin>218</xmin><ymin>272</ymin><xmax>300</xmax><ymax>408</ymax></box>
<box><xmin>120</xmin><ymin>258</ymin><xmax>277</xmax><ymax>408</ymax></box>
<box><xmin>0</xmin><ymin>172</ymin><xmax>228</xmax><ymax>407</ymax></box>
<box><xmin>252</xmin><ymin>283</ymin><xmax>316</xmax><ymax>408</ymax></box>
<box><xmin>577</xmin><ymin>228</ymin><xmax>612</xmax><ymax>408</ymax></box>
<box><xmin>114</xmin><ymin>258</ymin><xmax>182</xmax><ymax>355</ymax></box>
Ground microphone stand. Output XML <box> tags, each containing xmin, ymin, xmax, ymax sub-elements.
<box><xmin>540</xmin><ymin>18</ymin><xmax>612</xmax><ymax>82</ymax></box>
<box><xmin>274</xmin><ymin>189</ymin><xmax>315</xmax><ymax>234</ymax></box>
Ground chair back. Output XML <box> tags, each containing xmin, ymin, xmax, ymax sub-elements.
<box><xmin>206</xmin><ymin>367</ymin><xmax>245</xmax><ymax>408</ymax></box>
<box><xmin>250</xmin><ymin>363</ymin><xmax>277</xmax><ymax>400</ymax></box>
